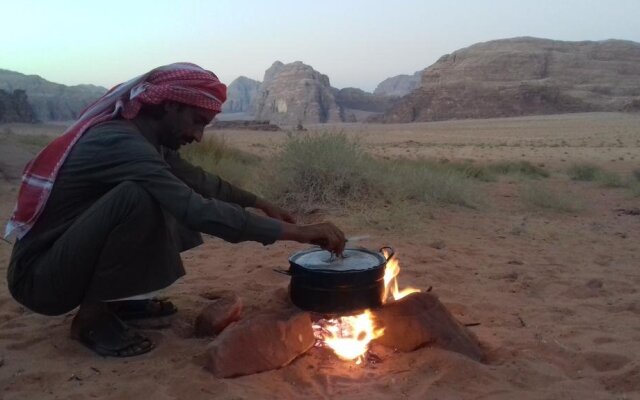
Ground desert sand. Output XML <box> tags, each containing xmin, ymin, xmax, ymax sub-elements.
<box><xmin>0</xmin><ymin>112</ymin><xmax>639</xmax><ymax>399</ymax></box>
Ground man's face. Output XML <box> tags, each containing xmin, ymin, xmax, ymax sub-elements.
<box><xmin>160</xmin><ymin>103</ymin><xmax>218</xmax><ymax>150</ymax></box>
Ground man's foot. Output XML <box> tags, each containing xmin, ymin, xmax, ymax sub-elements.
<box><xmin>108</xmin><ymin>298</ymin><xmax>177</xmax><ymax>321</ymax></box>
<box><xmin>71</xmin><ymin>303</ymin><xmax>154</xmax><ymax>357</ymax></box>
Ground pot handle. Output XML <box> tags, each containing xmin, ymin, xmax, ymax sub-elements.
<box><xmin>272</xmin><ymin>268</ymin><xmax>292</xmax><ymax>276</ymax></box>
<box><xmin>380</xmin><ymin>246</ymin><xmax>395</xmax><ymax>261</ymax></box>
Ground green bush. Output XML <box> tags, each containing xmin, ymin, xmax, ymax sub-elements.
<box><xmin>260</xmin><ymin>131</ymin><xmax>375</xmax><ymax>208</ymax></box>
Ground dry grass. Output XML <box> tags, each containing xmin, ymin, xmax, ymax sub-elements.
<box><xmin>0</xmin><ymin>127</ymin><xmax>56</xmax><ymax>151</ymax></box>
<box><xmin>567</xmin><ymin>163</ymin><xmax>627</xmax><ymax>188</ymax></box>
<box><xmin>520</xmin><ymin>182</ymin><xmax>582</xmax><ymax>213</ymax></box>
<box><xmin>259</xmin><ymin>132</ymin><xmax>482</xmax><ymax>213</ymax></box>
<box><xmin>180</xmin><ymin>134</ymin><xmax>260</xmax><ymax>187</ymax></box>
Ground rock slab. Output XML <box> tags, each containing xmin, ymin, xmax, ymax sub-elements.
<box><xmin>205</xmin><ymin>312</ymin><xmax>315</xmax><ymax>378</ymax></box>
<box><xmin>195</xmin><ymin>294</ymin><xmax>243</xmax><ymax>337</ymax></box>
<box><xmin>372</xmin><ymin>292</ymin><xmax>484</xmax><ymax>361</ymax></box>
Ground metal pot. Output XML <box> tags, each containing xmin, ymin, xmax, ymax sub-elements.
<box><xmin>275</xmin><ymin>246</ymin><xmax>394</xmax><ymax>314</ymax></box>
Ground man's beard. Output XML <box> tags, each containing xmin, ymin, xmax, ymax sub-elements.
<box><xmin>162</xmin><ymin>128</ymin><xmax>182</xmax><ymax>150</ymax></box>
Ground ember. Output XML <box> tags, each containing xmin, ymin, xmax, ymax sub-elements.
<box><xmin>312</xmin><ymin>250</ymin><xmax>420</xmax><ymax>363</ymax></box>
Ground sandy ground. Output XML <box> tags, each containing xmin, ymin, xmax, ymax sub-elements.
<box><xmin>0</xmin><ymin>112</ymin><xmax>639</xmax><ymax>399</ymax></box>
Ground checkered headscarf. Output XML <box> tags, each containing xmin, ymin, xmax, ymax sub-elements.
<box><xmin>5</xmin><ymin>62</ymin><xmax>227</xmax><ymax>239</ymax></box>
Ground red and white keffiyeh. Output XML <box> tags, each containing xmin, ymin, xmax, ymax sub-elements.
<box><xmin>5</xmin><ymin>62</ymin><xmax>227</xmax><ymax>239</ymax></box>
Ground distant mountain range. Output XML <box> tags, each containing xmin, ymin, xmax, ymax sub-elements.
<box><xmin>0</xmin><ymin>69</ymin><xmax>107</xmax><ymax>122</ymax></box>
<box><xmin>2</xmin><ymin>37</ymin><xmax>640</xmax><ymax>125</ymax></box>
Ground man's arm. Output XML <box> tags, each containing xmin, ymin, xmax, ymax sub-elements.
<box><xmin>164</xmin><ymin>147</ymin><xmax>296</xmax><ymax>223</ymax></box>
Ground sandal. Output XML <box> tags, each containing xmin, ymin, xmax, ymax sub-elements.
<box><xmin>108</xmin><ymin>298</ymin><xmax>177</xmax><ymax>320</ymax></box>
<box><xmin>71</xmin><ymin>310</ymin><xmax>155</xmax><ymax>357</ymax></box>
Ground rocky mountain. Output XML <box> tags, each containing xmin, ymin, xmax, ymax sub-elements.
<box><xmin>232</xmin><ymin>62</ymin><xmax>397</xmax><ymax>124</ymax></box>
<box><xmin>253</xmin><ymin>61</ymin><xmax>343</xmax><ymax>125</ymax></box>
<box><xmin>381</xmin><ymin>37</ymin><xmax>640</xmax><ymax>122</ymax></box>
<box><xmin>0</xmin><ymin>89</ymin><xmax>37</xmax><ymax>123</ymax></box>
<box><xmin>373</xmin><ymin>70</ymin><xmax>422</xmax><ymax>97</ymax></box>
<box><xmin>334</xmin><ymin>88</ymin><xmax>398</xmax><ymax>122</ymax></box>
<box><xmin>221</xmin><ymin>76</ymin><xmax>261</xmax><ymax>114</ymax></box>
<box><xmin>0</xmin><ymin>69</ymin><xmax>107</xmax><ymax>122</ymax></box>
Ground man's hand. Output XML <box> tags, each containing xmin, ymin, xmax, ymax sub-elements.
<box><xmin>280</xmin><ymin>222</ymin><xmax>346</xmax><ymax>255</ymax></box>
<box><xmin>255</xmin><ymin>198</ymin><xmax>296</xmax><ymax>224</ymax></box>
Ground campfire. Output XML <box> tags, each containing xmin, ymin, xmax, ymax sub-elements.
<box><xmin>312</xmin><ymin>250</ymin><xmax>420</xmax><ymax>364</ymax></box>
<box><xmin>204</xmin><ymin>248</ymin><xmax>483</xmax><ymax>378</ymax></box>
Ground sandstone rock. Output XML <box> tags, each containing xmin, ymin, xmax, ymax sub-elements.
<box><xmin>0</xmin><ymin>69</ymin><xmax>106</xmax><ymax>122</ymax></box>
<box><xmin>253</xmin><ymin>61</ymin><xmax>342</xmax><ymax>125</ymax></box>
<box><xmin>195</xmin><ymin>294</ymin><xmax>243</xmax><ymax>337</ymax></box>
<box><xmin>221</xmin><ymin>76</ymin><xmax>261</xmax><ymax>114</ymax></box>
<box><xmin>373</xmin><ymin>70</ymin><xmax>423</xmax><ymax>97</ymax></box>
<box><xmin>205</xmin><ymin>312</ymin><xmax>315</xmax><ymax>378</ymax></box>
<box><xmin>372</xmin><ymin>292</ymin><xmax>483</xmax><ymax>361</ymax></box>
<box><xmin>334</xmin><ymin>87</ymin><xmax>395</xmax><ymax>113</ymax></box>
<box><xmin>381</xmin><ymin>37</ymin><xmax>640</xmax><ymax>122</ymax></box>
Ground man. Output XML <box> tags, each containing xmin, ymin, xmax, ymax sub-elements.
<box><xmin>5</xmin><ymin>63</ymin><xmax>345</xmax><ymax>357</ymax></box>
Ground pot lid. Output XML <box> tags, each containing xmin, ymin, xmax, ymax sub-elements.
<box><xmin>290</xmin><ymin>248</ymin><xmax>385</xmax><ymax>272</ymax></box>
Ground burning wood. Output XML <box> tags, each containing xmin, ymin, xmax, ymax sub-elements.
<box><xmin>312</xmin><ymin>310</ymin><xmax>384</xmax><ymax>365</ymax></box>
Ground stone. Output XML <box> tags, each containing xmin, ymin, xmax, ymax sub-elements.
<box><xmin>195</xmin><ymin>294</ymin><xmax>243</xmax><ymax>337</ymax></box>
<box><xmin>253</xmin><ymin>61</ymin><xmax>343</xmax><ymax>126</ymax></box>
<box><xmin>221</xmin><ymin>76</ymin><xmax>261</xmax><ymax>114</ymax></box>
<box><xmin>373</xmin><ymin>70</ymin><xmax>422</xmax><ymax>97</ymax></box>
<box><xmin>372</xmin><ymin>292</ymin><xmax>484</xmax><ymax>362</ymax></box>
<box><xmin>205</xmin><ymin>311</ymin><xmax>315</xmax><ymax>378</ymax></box>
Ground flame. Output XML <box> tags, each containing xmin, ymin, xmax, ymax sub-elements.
<box><xmin>382</xmin><ymin>249</ymin><xmax>420</xmax><ymax>303</ymax></box>
<box><xmin>312</xmin><ymin>250</ymin><xmax>420</xmax><ymax>364</ymax></box>
<box><xmin>312</xmin><ymin>310</ymin><xmax>384</xmax><ymax>364</ymax></box>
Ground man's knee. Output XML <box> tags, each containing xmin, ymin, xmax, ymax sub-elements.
<box><xmin>110</xmin><ymin>181</ymin><xmax>158</xmax><ymax>218</ymax></box>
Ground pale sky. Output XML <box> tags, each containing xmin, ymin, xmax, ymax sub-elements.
<box><xmin>1</xmin><ymin>0</ymin><xmax>639</xmax><ymax>92</ymax></box>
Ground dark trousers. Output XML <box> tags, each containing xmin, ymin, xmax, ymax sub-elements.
<box><xmin>8</xmin><ymin>182</ymin><xmax>201</xmax><ymax>316</ymax></box>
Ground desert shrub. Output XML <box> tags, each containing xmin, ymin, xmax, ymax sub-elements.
<box><xmin>632</xmin><ymin>169</ymin><xmax>640</xmax><ymax>182</ymax></box>
<box><xmin>260</xmin><ymin>131</ymin><xmax>375</xmax><ymax>208</ymax></box>
<box><xmin>520</xmin><ymin>183</ymin><xmax>581</xmax><ymax>213</ymax></box>
<box><xmin>180</xmin><ymin>134</ymin><xmax>260</xmax><ymax>186</ymax></box>
<box><xmin>405</xmin><ymin>159</ymin><xmax>549</xmax><ymax>182</ymax></box>
<box><xmin>377</xmin><ymin>159</ymin><xmax>479</xmax><ymax>208</ymax></box>
<box><xmin>567</xmin><ymin>163</ymin><xmax>600</xmax><ymax>181</ymax></box>
<box><xmin>596</xmin><ymin>171</ymin><xmax>626</xmax><ymax>188</ymax></box>
<box><xmin>486</xmin><ymin>161</ymin><xmax>549</xmax><ymax>179</ymax></box>
<box><xmin>567</xmin><ymin>163</ymin><xmax>627</xmax><ymax>188</ymax></box>
<box><xmin>261</xmin><ymin>132</ymin><xmax>480</xmax><ymax>212</ymax></box>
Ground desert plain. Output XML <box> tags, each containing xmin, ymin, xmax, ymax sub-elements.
<box><xmin>0</xmin><ymin>112</ymin><xmax>639</xmax><ymax>399</ymax></box>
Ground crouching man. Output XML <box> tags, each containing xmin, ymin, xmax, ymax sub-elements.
<box><xmin>5</xmin><ymin>63</ymin><xmax>345</xmax><ymax>357</ymax></box>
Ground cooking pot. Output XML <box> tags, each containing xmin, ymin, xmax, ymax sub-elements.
<box><xmin>275</xmin><ymin>246</ymin><xmax>394</xmax><ymax>314</ymax></box>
